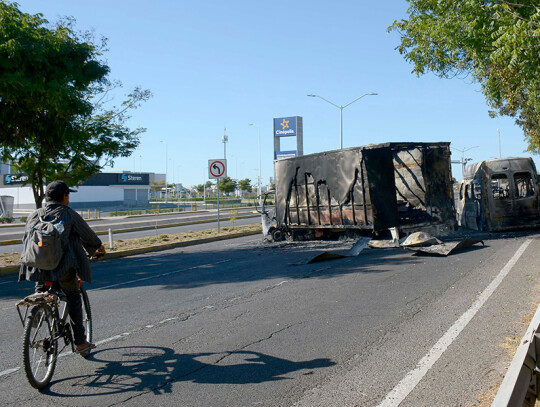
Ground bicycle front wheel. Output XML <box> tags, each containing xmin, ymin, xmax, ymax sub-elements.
<box><xmin>22</xmin><ymin>304</ymin><xmax>58</xmax><ymax>390</ymax></box>
<box><xmin>80</xmin><ymin>287</ymin><xmax>93</xmax><ymax>357</ymax></box>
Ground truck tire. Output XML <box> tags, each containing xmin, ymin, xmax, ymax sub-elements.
<box><xmin>272</xmin><ymin>229</ymin><xmax>285</xmax><ymax>242</ymax></box>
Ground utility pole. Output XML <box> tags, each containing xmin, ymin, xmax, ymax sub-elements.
<box><xmin>222</xmin><ymin>128</ymin><xmax>228</xmax><ymax>160</ymax></box>
<box><xmin>498</xmin><ymin>128</ymin><xmax>502</xmax><ymax>158</ymax></box>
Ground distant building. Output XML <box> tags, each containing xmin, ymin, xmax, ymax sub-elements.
<box><xmin>0</xmin><ymin>170</ymin><xmax>164</xmax><ymax>209</ymax></box>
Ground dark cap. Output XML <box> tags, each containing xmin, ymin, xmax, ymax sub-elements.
<box><xmin>45</xmin><ymin>180</ymin><xmax>77</xmax><ymax>202</ymax></box>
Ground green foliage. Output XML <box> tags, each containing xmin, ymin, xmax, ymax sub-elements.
<box><xmin>238</xmin><ymin>178</ymin><xmax>252</xmax><ymax>192</ymax></box>
<box><xmin>0</xmin><ymin>2</ymin><xmax>151</xmax><ymax>207</ymax></box>
<box><xmin>229</xmin><ymin>209</ymin><xmax>238</xmax><ymax>225</ymax></box>
<box><xmin>195</xmin><ymin>184</ymin><xmax>205</xmax><ymax>194</ymax></box>
<box><xmin>204</xmin><ymin>198</ymin><xmax>241</xmax><ymax>204</ymax></box>
<box><xmin>218</xmin><ymin>177</ymin><xmax>237</xmax><ymax>194</ymax></box>
<box><xmin>389</xmin><ymin>0</ymin><xmax>540</xmax><ymax>152</ymax></box>
<box><xmin>0</xmin><ymin>216</ymin><xmax>13</xmax><ymax>223</ymax></box>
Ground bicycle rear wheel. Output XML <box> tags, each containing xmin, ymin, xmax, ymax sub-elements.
<box><xmin>80</xmin><ymin>287</ymin><xmax>93</xmax><ymax>358</ymax></box>
<box><xmin>22</xmin><ymin>304</ymin><xmax>58</xmax><ymax>390</ymax></box>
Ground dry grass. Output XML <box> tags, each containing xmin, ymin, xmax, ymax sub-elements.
<box><xmin>0</xmin><ymin>224</ymin><xmax>262</xmax><ymax>268</ymax></box>
<box><xmin>471</xmin><ymin>300</ymin><xmax>540</xmax><ymax>407</ymax></box>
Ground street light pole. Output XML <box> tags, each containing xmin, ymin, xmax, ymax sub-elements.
<box><xmin>451</xmin><ymin>146</ymin><xmax>479</xmax><ymax>179</ymax></box>
<box><xmin>307</xmin><ymin>93</ymin><xmax>378</xmax><ymax>149</ymax></box>
<box><xmin>249</xmin><ymin>123</ymin><xmax>262</xmax><ymax>205</ymax></box>
<box><xmin>222</xmin><ymin>128</ymin><xmax>228</xmax><ymax>160</ymax></box>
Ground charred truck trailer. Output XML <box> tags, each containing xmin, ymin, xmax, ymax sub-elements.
<box><xmin>266</xmin><ymin>142</ymin><xmax>456</xmax><ymax>241</ymax></box>
<box><xmin>456</xmin><ymin>157</ymin><xmax>540</xmax><ymax>231</ymax></box>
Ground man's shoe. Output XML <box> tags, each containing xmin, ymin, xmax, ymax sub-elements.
<box><xmin>75</xmin><ymin>341</ymin><xmax>96</xmax><ymax>353</ymax></box>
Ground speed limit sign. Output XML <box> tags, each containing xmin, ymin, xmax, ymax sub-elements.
<box><xmin>208</xmin><ymin>159</ymin><xmax>227</xmax><ymax>179</ymax></box>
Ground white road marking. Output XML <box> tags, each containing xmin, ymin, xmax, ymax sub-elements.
<box><xmin>377</xmin><ymin>239</ymin><xmax>532</xmax><ymax>407</ymax></box>
<box><xmin>95</xmin><ymin>332</ymin><xmax>130</xmax><ymax>346</ymax></box>
<box><xmin>0</xmin><ymin>367</ymin><xmax>19</xmax><ymax>377</ymax></box>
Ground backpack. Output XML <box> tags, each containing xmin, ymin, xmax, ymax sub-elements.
<box><xmin>20</xmin><ymin>208</ymin><xmax>66</xmax><ymax>271</ymax></box>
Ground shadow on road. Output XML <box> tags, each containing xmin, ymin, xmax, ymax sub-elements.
<box><xmin>42</xmin><ymin>346</ymin><xmax>335</xmax><ymax>397</ymax></box>
<box><xmin>3</xmin><ymin>232</ymin><xmax>501</xmax><ymax>300</ymax></box>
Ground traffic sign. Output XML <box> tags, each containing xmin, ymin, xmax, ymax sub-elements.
<box><xmin>208</xmin><ymin>159</ymin><xmax>227</xmax><ymax>179</ymax></box>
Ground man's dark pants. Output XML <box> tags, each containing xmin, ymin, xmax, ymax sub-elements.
<box><xmin>35</xmin><ymin>269</ymin><xmax>86</xmax><ymax>346</ymax></box>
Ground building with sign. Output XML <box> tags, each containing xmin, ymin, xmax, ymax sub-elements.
<box><xmin>273</xmin><ymin>116</ymin><xmax>304</xmax><ymax>160</ymax></box>
<box><xmin>0</xmin><ymin>171</ymin><xmax>153</xmax><ymax>209</ymax></box>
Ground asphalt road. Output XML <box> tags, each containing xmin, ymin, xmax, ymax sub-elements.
<box><xmin>0</xmin><ymin>231</ymin><xmax>539</xmax><ymax>406</ymax></box>
<box><xmin>0</xmin><ymin>208</ymin><xmax>261</xmax><ymax>254</ymax></box>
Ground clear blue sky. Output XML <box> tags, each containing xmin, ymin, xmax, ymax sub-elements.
<box><xmin>20</xmin><ymin>0</ymin><xmax>539</xmax><ymax>187</ymax></box>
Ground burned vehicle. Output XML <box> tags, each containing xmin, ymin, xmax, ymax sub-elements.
<box><xmin>456</xmin><ymin>157</ymin><xmax>540</xmax><ymax>231</ymax></box>
<box><xmin>261</xmin><ymin>142</ymin><xmax>456</xmax><ymax>241</ymax></box>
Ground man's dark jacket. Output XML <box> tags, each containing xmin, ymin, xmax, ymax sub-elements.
<box><xmin>19</xmin><ymin>201</ymin><xmax>102</xmax><ymax>283</ymax></box>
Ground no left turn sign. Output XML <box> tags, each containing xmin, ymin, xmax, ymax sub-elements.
<box><xmin>208</xmin><ymin>159</ymin><xmax>227</xmax><ymax>179</ymax></box>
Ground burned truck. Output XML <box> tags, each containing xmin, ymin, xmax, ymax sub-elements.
<box><xmin>262</xmin><ymin>142</ymin><xmax>456</xmax><ymax>241</ymax></box>
<box><xmin>456</xmin><ymin>157</ymin><xmax>540</xmax><ymax>231</ymax></box>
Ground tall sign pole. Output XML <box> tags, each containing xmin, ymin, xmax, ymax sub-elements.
<box><xmin>208</xmin><ymin>159</ymin><xmax>227</xmax><ymax>233</ymax></box>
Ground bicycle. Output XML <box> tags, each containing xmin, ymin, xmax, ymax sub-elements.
<box><xmin>16</xmin><ymin>278</ymin><xmax>93</xmax><ymax>390</ymax></box>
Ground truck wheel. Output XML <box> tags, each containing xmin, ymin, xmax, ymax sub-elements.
<box><xmin>272</xmin><ymin>229</ymin><xmax>285</xmax><ymax>242</ymax></box>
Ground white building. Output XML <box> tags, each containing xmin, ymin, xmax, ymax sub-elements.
<box><xmin>0</xmin><ymin>171</ymin><xmax>159</xmax><ymax>209</ymax></box>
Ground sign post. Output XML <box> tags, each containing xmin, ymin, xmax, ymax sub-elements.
<box><xmin>208</xmin><ymin>159</ymin><xmax>227</xmax><ymax>233</ymax></box>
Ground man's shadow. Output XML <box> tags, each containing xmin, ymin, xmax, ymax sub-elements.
<box><xmin>44</xmin><ymin>346</ymin><xmax>335</xmax><ymax>397</ymax></box>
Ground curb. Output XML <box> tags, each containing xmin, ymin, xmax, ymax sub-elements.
<box><xmin>0</xmin><ymin>228</ymin><xmax>262</xmax><ymax>277</ymax></box>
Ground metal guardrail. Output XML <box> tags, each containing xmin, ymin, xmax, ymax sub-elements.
<box><xmin>492</xmin><ymin>304</ymin><xmax>540</xmax><ymax>406</ymax></box>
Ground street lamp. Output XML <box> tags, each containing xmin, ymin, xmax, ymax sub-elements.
<box><xmin>451</xmin><ymin>146</ymin><xmax>479</xmax><ymax>179</ymax></box>
<box><xmin>249</xmin><ymin>123</ymin><xmax>262</xmax><ymax>205</ymax></box>
<box><xmin>160</xmin><ymin>140</ymin><xmax>168</xmax><ymax>203</ymax></box>
<box><xmin>307</xmin><ymin>92</ymin><xmax>378</xmax><ymax>149</ymax></box>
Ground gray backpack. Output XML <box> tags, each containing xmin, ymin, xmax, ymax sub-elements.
<box><xmin>20</xmin><ymin>208</ymin><xmax>66</xmax><ymax>270</ymax></box>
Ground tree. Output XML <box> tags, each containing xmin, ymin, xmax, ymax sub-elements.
<box><xmin>0</xmin><ymin>1</ymin><xmax>151</xmax><ymax>207</ymax></box>
<box><xmin>218</xmin><ymin>177</ymin><xmax>237</xmax><ymax>195</ymax></box>
<box><xmin>389</xmin><ymin>1</ymin><xmax>540</xmax><ymax>152</ymax></box>
<box><xmin>195</xmin><ymin>184</ymin><xmax>205</xmax><ymax>195</ymax></box>
<box><xmin>238</xmin><ymin>178</ymin><xmax>252</xmax><ymax>193</ymax></box>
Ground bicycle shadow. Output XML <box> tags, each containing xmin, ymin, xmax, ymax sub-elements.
<box><xmin>43</xmin><ymin>346</ymin><xmax>335</xmax><ymax>397</ymax></box>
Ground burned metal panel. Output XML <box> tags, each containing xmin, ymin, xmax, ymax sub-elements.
<box><xmin>274</xmin><ymin>142</ymin><xmax>454</xmax><ymax>235</ymax></box>
<box><xmin>393</xmin><ymin>148</ymin><xmax>426</xmax><ymax>209</ymax></box>
<box><xmin>392</xmin><ymin>144</ymin><xmax>455</xmax><ymax>229</ymax></box>
<box><xmin>459</xmin><ymin>157</ymin><xmax>540</xmax><ymax>231</ymax></box>
<box><xmin>274</xmin><ymin>146</ymin><xmax>398</xmax><ymax>232</ymax></box>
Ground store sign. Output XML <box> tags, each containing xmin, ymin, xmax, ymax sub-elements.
<box><xmin>275</xmin><ymin>150</ymin><xmax>298</xmax><ymax>160</ymax></box>
<box><xmin>117</xmin><ymin>173</ymin><xmax>147</xmax><ymax>185</ymax></box>
<box><xmin>274</xmin><ymin>117</ymin><xmax>298</xmax><ymax>137</ymax></box>
<box><xmin>3</xmin><ymin>174</ymin><xmax>29</xmax><ymax>185</ymax></box>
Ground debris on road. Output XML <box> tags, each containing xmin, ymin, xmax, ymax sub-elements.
<box><xmin>404</xmin><ymin>236</ymin><xmax>484</xmax><ymax>256</ymax></box>
<box><xmin>293</xmin><ymin>237</ymin><xmax>372</xmax><ymax>265</ymax></box>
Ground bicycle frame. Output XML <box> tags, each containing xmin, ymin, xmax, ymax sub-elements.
<box><xmin>16</xmin><ymin>288</ymin><xmax>75</xmax><ymax>354</ymax></box>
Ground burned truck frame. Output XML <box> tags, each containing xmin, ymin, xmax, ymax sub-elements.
<box><xmin>266</xmin><ymin>142</ymin><xmax>456</xmax><ymax>240</ymax></box>
<box><xmin>456</xmin><ymin>157</ymin><xmax>540</xmax><ymax>231</ymax></box>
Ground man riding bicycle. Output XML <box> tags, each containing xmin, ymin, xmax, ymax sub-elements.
<box><xmin>19</xmin><ymin>180</ymin><xmax>106</xmax><ymax>353</ymax></box>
